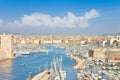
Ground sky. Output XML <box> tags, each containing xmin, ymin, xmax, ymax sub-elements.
<box><xmin>0</xmin><ymin>0</ymin><xmax>120</xmax><ymax>35</ymax></box>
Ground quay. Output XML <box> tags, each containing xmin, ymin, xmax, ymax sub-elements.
<box><xmin>27</xmin><ymin>69</ymin><xmax>54</xmax><ymax>80</ymax></box>
<box><xmin>71</xmin><ymin>56</ymin><xmax>87</xmax><ymax>70</ymax></box>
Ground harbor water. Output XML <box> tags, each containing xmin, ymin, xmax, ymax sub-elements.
<box><xmin>0</xmin><ymin>46</ymin><xmax>78</xmax><ymax>80</ymax></box>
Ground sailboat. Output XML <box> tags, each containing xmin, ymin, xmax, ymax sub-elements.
<box><xmin>49</xmin><ymin>56</ymin><xmax>66</xmax><ymax>80</ymax></box>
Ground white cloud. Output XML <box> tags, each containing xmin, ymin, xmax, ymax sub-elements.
<box><xmin>7</xmin><ymin>20</ymin><xmax>22</xmax><ymax>27</ymax></box>
<box><xmin>0</xmin><ymin>19</ymin><xmax>3</xmax><ymax>26</ymax></box>
<box><xmin>85</xmin><ymin>9</ymin><xmax>99</xmax><ymax>20</ymax></box>
<box><xmin>7</xmin><ymin>9</ymin><xmax>99</xmax><ymax>28</ymax></box>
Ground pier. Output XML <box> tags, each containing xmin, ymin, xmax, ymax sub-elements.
<box><xmin>30</xmin><ymin>70</ymin><xmax>54</xmax><ymax>80</ymax></box>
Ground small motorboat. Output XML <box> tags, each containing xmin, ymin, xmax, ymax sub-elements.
<box><xmin>21</xmin><ymin>63</ymin><xmax>25</xmax><ymax>66</ymax></box>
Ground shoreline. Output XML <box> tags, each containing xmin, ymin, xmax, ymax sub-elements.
<box><xmin>0</xmin><ymin>58</ymin><xmax>14</xmax><ymax>62</ymax></box>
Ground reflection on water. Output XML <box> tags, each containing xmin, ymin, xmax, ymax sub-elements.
<box><xmin>0</xmin><ymin>60</ymin><xmax>13</xmax><ymax>80</ymax></box>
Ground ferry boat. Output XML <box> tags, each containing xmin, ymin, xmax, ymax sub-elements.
<box><xmin>14</xmin><ymin>51</ymin><xmax>32</xmax><ymax>57</ymax></box>
<box><xmin>20</xmin><ymin>51</ymin><xmax>33</xmax><ymax>57</ymax></box>
<box><xmin>21</xmin><ymin>51</ymin><xmax>31</xmax><ymax>55</ymax></box>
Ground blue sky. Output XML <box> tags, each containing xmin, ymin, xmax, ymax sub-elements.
<box><xmin>0</xmin><ymin>0</ymin><xmax>120</xmax><ymax>35</ymax></box>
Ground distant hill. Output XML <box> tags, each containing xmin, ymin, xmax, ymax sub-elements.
<box><xmin>102</xmin><ymin>32</ymin><xmax>120</xmax><ymax>36</ymax></box>
<box><xmin>116</xmin><ymin>32</ymin><xmax>120</xmax><ymax>35</ymax></box>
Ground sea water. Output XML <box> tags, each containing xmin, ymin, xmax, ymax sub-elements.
<box><xmin>0</xmin><ymin>46</ymin><xmax>78</xmax><ymax>80</ymax></box>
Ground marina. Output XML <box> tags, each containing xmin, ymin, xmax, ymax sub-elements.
<box><xmin>0</xmin><ymin>43</ymin><xmax>120</xmax><ymax>80</ymax></box>
<box><xmin>0</xmin><ymin>46</ymin><xmax>78</xmax><ymax>80</ymax></box>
